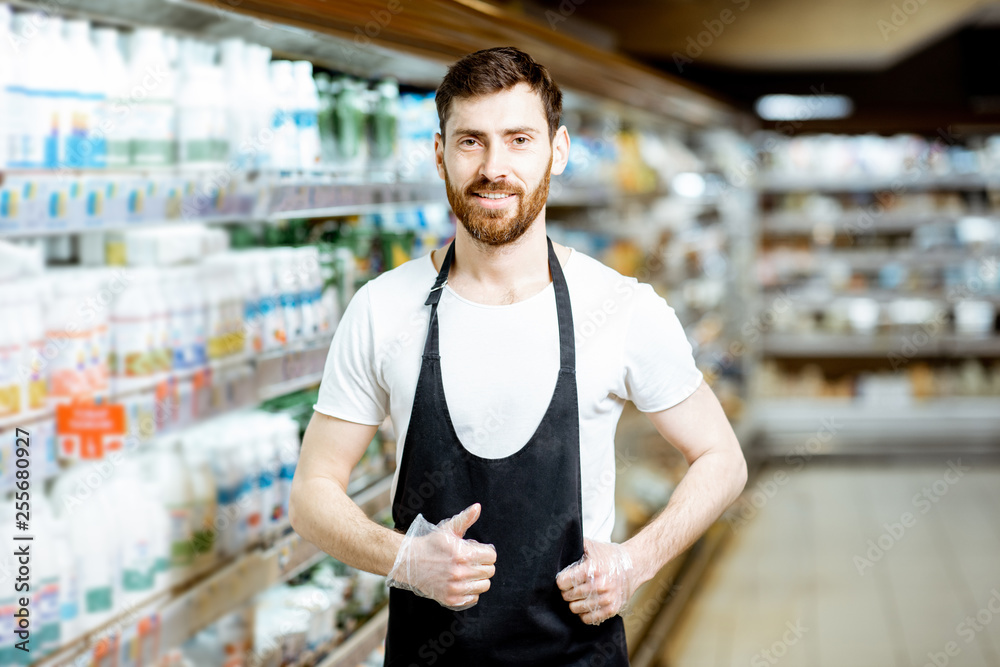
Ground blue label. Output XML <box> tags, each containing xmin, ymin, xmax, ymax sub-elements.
<box><xmin>294</xmin><ymin>111</ymin><xmax>318</xmax><ymax>128</ymax></box>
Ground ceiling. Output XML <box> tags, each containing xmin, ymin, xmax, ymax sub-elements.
<box><xmin>516</xmin><ymin>0</ymin><xmax>1000</xmax><ymax>70</ymax></box>
<box><xmin>515</xmin><ymin>0</ymin><xmax>1000</xmax><ymax>133</ymax></box>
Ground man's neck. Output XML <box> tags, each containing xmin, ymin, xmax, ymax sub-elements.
<box><xmin>434</xmin><ymin>215</ymin><xmax>563</xmax><ymax>306</ymax></box>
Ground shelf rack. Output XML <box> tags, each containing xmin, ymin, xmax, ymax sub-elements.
<box><xmin>34</xmin><ymin>474</ymin><xmax>393</xmax><ymax>667</ymax></box>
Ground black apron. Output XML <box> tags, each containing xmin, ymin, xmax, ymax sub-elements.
<box><xmin>385</xmin><ymin>236</ymin><xmax>630</xmax><ymax>666</ymax></box>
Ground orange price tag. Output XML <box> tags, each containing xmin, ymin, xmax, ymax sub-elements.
<box><xmin>56</xmin><ymin>402</ymin><xmax>126</xmax><ymax>460</ymax></box>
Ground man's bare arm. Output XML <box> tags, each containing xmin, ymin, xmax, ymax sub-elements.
<box><xmin>622</xmin><ymin>380</ymin><xmax>748</xmax><ymax>584</ymax></box>
<box><xmin>289</xmin><ymin>411</ymin><xmax>403</xmax><ymax>576</ymax></box>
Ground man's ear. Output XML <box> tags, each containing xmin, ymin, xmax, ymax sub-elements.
<box><xmin>550</xmin><ymin>125</ymin><xmax>570</xmax><ymax>177</ymax></box>
<box><xmin>434</xmin><ymin>132</ymin><xmax>446</xmax><ymax>180</ymax></box>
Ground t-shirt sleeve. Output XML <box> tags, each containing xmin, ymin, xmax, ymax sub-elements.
<box><xmin>621</xmin><ymin>282</ymin><xmax>704</xmax><ymax>412</ymax></box>
<box><xmin>313</xmin><ymin>282</ymin><xmax>389</xmax><ymax>425</ymax></box>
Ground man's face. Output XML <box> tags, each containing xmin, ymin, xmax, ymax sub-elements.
<box><xmin>435</xmin><ymin>82</ymin><xmax>568</xmax><ymax>247</ymax></box>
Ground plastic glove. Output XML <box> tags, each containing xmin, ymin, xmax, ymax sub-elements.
<box><xmin>387</xmin><ymin>502</ymin><xmax>497</xmax><ymax>611</ymax></box>
<box><xmin>556</xmin><ymin>538</ymin><xmax>637</xmax><ymax>625</ymax></box>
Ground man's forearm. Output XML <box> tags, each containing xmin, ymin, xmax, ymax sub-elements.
<box><xmin>622</xmin><ymin>448</ymin><xmax>747</xmax><ymax>585</ymax></box>
<box><xmin>290</xmin><ymin>476</ymin><xmax>404</xmax><ymax>577</ymax></box>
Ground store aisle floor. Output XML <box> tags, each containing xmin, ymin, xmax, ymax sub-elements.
<box><xmin>661</xmin><ymin>459</ymin><xmax>1000</xmax><ymax>667</ymax></box>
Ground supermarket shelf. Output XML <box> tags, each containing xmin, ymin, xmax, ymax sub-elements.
<box><xmin>36</xmin><ymin>472</ymin><xmax>394</xmax><ymax>667</ymax></box>
<box><xmin>314</xmin><ymin>605</ymin><xmax>389</xmax><ymax>667</ymax></box>
<box><xmin>761</xmin><ymin>332</ymin><xmax>1000</xmax><ymax>357</ymax></box>
<box><xmin>757</xmin><ymin>174</ymin><xmax>1000</xmax><ymax>193</ymax></box>
<box><xmin>752</xmin><ymin>397</ymin><xmax>1000</xmax><ymax>454</ymax></box>
<box><xmin>762</xmin><ymin>287</ymin><xmax>1000</xmax><ymax>307</ymax></box>
<box><xmin>0</xmin><ymin>335</ymin><xmax>333</xmax><ymax>434</ymax></box>
<box><xmin>760</xmin><ymin>248</ymin><xmax>998</xmax><ymax>270</ymax></box>
<box><xmin>759</xmin><ymin>212</ymin><xmax>998</xmax><ymax>234</ymax></box>
<box><xmin>0</xmin><ymin>177</ymin><xmax>446</xmax><ymax>238</ymax></box>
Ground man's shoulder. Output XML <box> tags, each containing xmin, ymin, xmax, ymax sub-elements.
<box><xmin>566</xmin><ymin>247</ymin><xmax>640</xmax><ymax>294</ymax></box>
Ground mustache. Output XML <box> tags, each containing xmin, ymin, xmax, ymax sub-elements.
<box><xmin>464</xmin><ymin>179</ymin><xmax>525</xmax><ymax>196</ymax></box>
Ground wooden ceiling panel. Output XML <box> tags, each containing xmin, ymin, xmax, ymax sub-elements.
<box><xmin>552</xmin><ymin>0</ymin><xmax>1000</xmax><ymax>70</ymax></box>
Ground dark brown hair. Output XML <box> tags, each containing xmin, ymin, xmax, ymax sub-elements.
<box><xmin>435</xmin><ymin>46</ymin><xmax>563</xmax><ymax>140</ymax></box>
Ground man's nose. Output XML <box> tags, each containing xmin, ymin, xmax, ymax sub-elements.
<box><xmin>479</xmin><ymin>142</ymin><xmax>511</xmax><ymax>183</ymax></box>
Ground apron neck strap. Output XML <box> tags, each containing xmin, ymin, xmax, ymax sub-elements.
<box><xmin>422</xmin><ymin>236</ymin><xmax>575</xmax><ymax>372</ymax></box>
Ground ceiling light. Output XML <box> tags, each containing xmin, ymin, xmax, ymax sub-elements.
<box><xmin>754</xmin><ymin>94</ymin><xmax>854</xmax><ymax>121</ymax></box>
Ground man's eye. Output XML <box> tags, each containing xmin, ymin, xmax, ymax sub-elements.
<box><xmin>514</xmin><ymin>137</ymin><xmax>527</xmax><ymax>144</ymax></box>
<box><xmin>461</xmin><ymin>139</ymin><xmax>477</xmax><ymax>146</ymax></box>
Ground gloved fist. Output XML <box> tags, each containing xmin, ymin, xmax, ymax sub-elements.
<box><xmin>387</xmin><ymin>502</ymin><xmax>497</xmax><ymax>611</ymax></box>
<box><xmin>556</xmin><ymin>538</ymin><xmax>637</xmax><ymax>625</ymax></box>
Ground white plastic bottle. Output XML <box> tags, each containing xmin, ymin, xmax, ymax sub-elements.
<box><xmin>293</xmin><ymin>61</ymin><xmax>321</xmax><ymax>170</ymax></box>
<box><xmin>274</xmin><ymin>413</ymin><xmax>301</xmax><ymax>525</ymax></box>
<box><xmin>93</xmin><ymin>27</ymin><xmax>129</xmax><ymax>168</ymax></box>
<box><xmin>269</xmin><ymin>61</ymin><xmax>298</xmax><ymax>171</ymax></box>
<box><xmin>110</xmin><ymin>268</ymin><xmax>156</xmax><ymax>394</ymax></box>
<box><xmin>251</xmin><ymin>413</ymin><xmax>282</xmax><ymax>542</ymax></box>
<box><xmin>255</xmin><ymin>251</ymin><xmax>285</xmax><ymax>350</ymax></box>
<box><xmin>274</xmin><ymin>249</ymin><xmax>303</xmax><ymax>344</ymax></box>
<box><xmin>82</xmin><ymin>271</ymin><xmax>111</xmax><ymax>398</ymax></box>
<box><xmin>63</xmin><ymin>19</ymin><xmax>104</xmax><ymax>168</ymax></box>
<box><xmin>32</xmin><ymin>494</ymin><xmax>64</xmax><ymax>656</ymax></box>
<box><xmin>0</xmin><ymin>285</ymin><xmax>23</xmax><ymax>418</ymax></box>
<box><xmin>235</xmin><ymin>252</ymin><xmax>263</xmax><ymax>354</ymax></box>
<box><xmin>221</xmin><ymin>38</ymin><xmax>252</xmax><ymax>170</ymax></box>
<box><xmin>295</xmin><ymin>246</ymin><xmax>321</xmax><ymax>339</ymax></box>
<box><xmin>36</xmin><ymin>15</ymin><xmax>75</xmax><ymax>169</ymax></box>
<box><xmin>177</xmin><ymin>39</ymin><xmax>225</xmax><ymax>167</ymax></box>
<box><xmin>128</xmin><ymin>28</ymin><xmax>177</xmax><ymax>166</ymax></box>
<box><xmin>8</xmin><ymin>12</ymin><xmax>50</xmax><ymax>168</ymax></box>
<box><xmin>112</xmin><ymin>454</ymin><xmax>165</xmax><ymax>606</ymax></box>
<box><xmin>149</xmin><ymin>437</ymin><xmax>196</xmax><ymax>584</ymax></box>
<box><xmin>234</xmin><ymin>418</ymin><xmax>265</xmax><ymax>547</ymax></box>
<box><xmin>50</xmin><ymin>463</ymin><xmax>120</xmax><ymax>637</ymax></box>
<box><xmin>182</xmin><ymin>432</ymin><xmax>218</xmax><ymax>569</ymax></box>
<box><xmin>11</xmin><ymin>280</ymin><xmax>48</xmax><ymax>416</ymax></box>
<box><xmin>179</xmin><ymin>266</ymin><xmax>208</xmax><ymax>368</ymax></box>
<box><xmin>46</xmin><ymin>273</ymin><xmax>94</xmax><ymax>404</ymax></box>
<box><xmin>0</xmin><ymin>5</ymin><xmax>12</xmax><ymax>168</ymax></box>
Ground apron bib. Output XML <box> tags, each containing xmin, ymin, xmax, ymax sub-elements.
<box><xmin>385</xmin><ymin>236</ymin><xmax>630</xmax><ymax>666</ymax></box>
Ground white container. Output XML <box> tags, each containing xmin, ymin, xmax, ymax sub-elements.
<box><xmin>235</xmin><ymin>252</ymin><xmax>263</xmax><ymax>355</ymax></box>
<box><xmin>269</xmin><ymin>61</ymin><xmax>298</xmax><ymax>170</ymax></box>
<box><xmin>113</xmin><ymin>454</ymin><xmax>166</xmax><ymax>606</ymax></box>
<box><xmin>274</xmin><ymin>249</ymin><xmax>303</xmax><ymax>344</ymax></box>
<box><xmin>46</xmin><ymin>273</ymin><xmax>95</xmax><ymax>404</ymax></box>
<box><xmin>92</xmin><ymin>27</ymin><xmax>129</xmax><ymax>168</ymax></box>
<box><xmin>110</xmin><ymin>269</ymin><xmax>156</xmax><ymax>394</ymax></box>
<box><xmin>293</xmin><ymin>61</ymin><xmax>321</xmax><ymax>170</ymax></box>
<box><xmin>0</xmin><ymin>5</ymin><xmax>12</xmax><ymax>168</ymax></box>
<box><xmin>50</xmin><ymin>462</ymin><xmax>120</xmax><ymax>637</ymax></box>
<box><xmin>182</xmin><ymin>431</ymin><xmax>219</xmax><ymax>568</ymax></box>
<box><xmin>179</xmin><ymin>266</ymin><xmax>208</xmax><ymax>368</ymax></box>
<box><xmin>954</xmin><ymin>300</ymin><xmax>995</xmax><ymax>336</ymax></box>
<box><xmin>63</xmin><ymin>19</ymin><xmax>104</xmax><ymax>168</ymax></box>
<box><xmin>0</xmin><ymin>285</ymin><xmax>23</xmax><ymax>418</ymax></box>
<box><xmin>177</xmin><ymin>40</ymin><xmax>226</xmax><ymax>167</ymax></box>
<box><xmin>255</xmin><ymin>251</ymin><xmax>285</xmax><ymax>350</ymax></box>
<box><xmin>13</xmin><ymin>280</ymin><xmax>49</xmax><ymax>414</ymax></box>
<box><xmin>8</xmin><ymin>12</ymin><xmax>51</xmax><ymax>168</ymax></box>
<box><xmin>274</xmin><ymin>414</ymin><xmax>301</xmax><ymax>523</ymax></box>
<box><xmin>220</xmin><ymin>38</ymin><xmax>253</xmax><ymax>170</ymax></box>
<box><xmin>149</xmin><ymin>437</ymin><xmax>196</xmax><ymax>582</ymax></box>
<box><xmin>128</xmin><ymin>28</ymin><xmax>177</xmax><ymax>166</ymax></box>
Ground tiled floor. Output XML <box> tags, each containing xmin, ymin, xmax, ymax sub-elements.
<box><xmin>661</xmin><ymin>460</ymin><xmax>1000</xmax><ymax>667</ymax></box>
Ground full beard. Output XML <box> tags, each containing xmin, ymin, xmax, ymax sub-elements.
<box><xmin>445</xmin><ymin>157</ymin><xmax>552</xmax><ymax>247</ymax></box>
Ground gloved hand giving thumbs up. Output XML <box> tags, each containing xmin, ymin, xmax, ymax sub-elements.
<box><xmin>387</xmin><ymin>502</ymin><xmax>497</xmax><ymax>611</ymax></box>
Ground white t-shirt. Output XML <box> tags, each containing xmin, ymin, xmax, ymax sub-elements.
<box><xmin>314</xmin><ymin>246</ymin><xmax>704</xmax><ymax>542</ymax></box>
